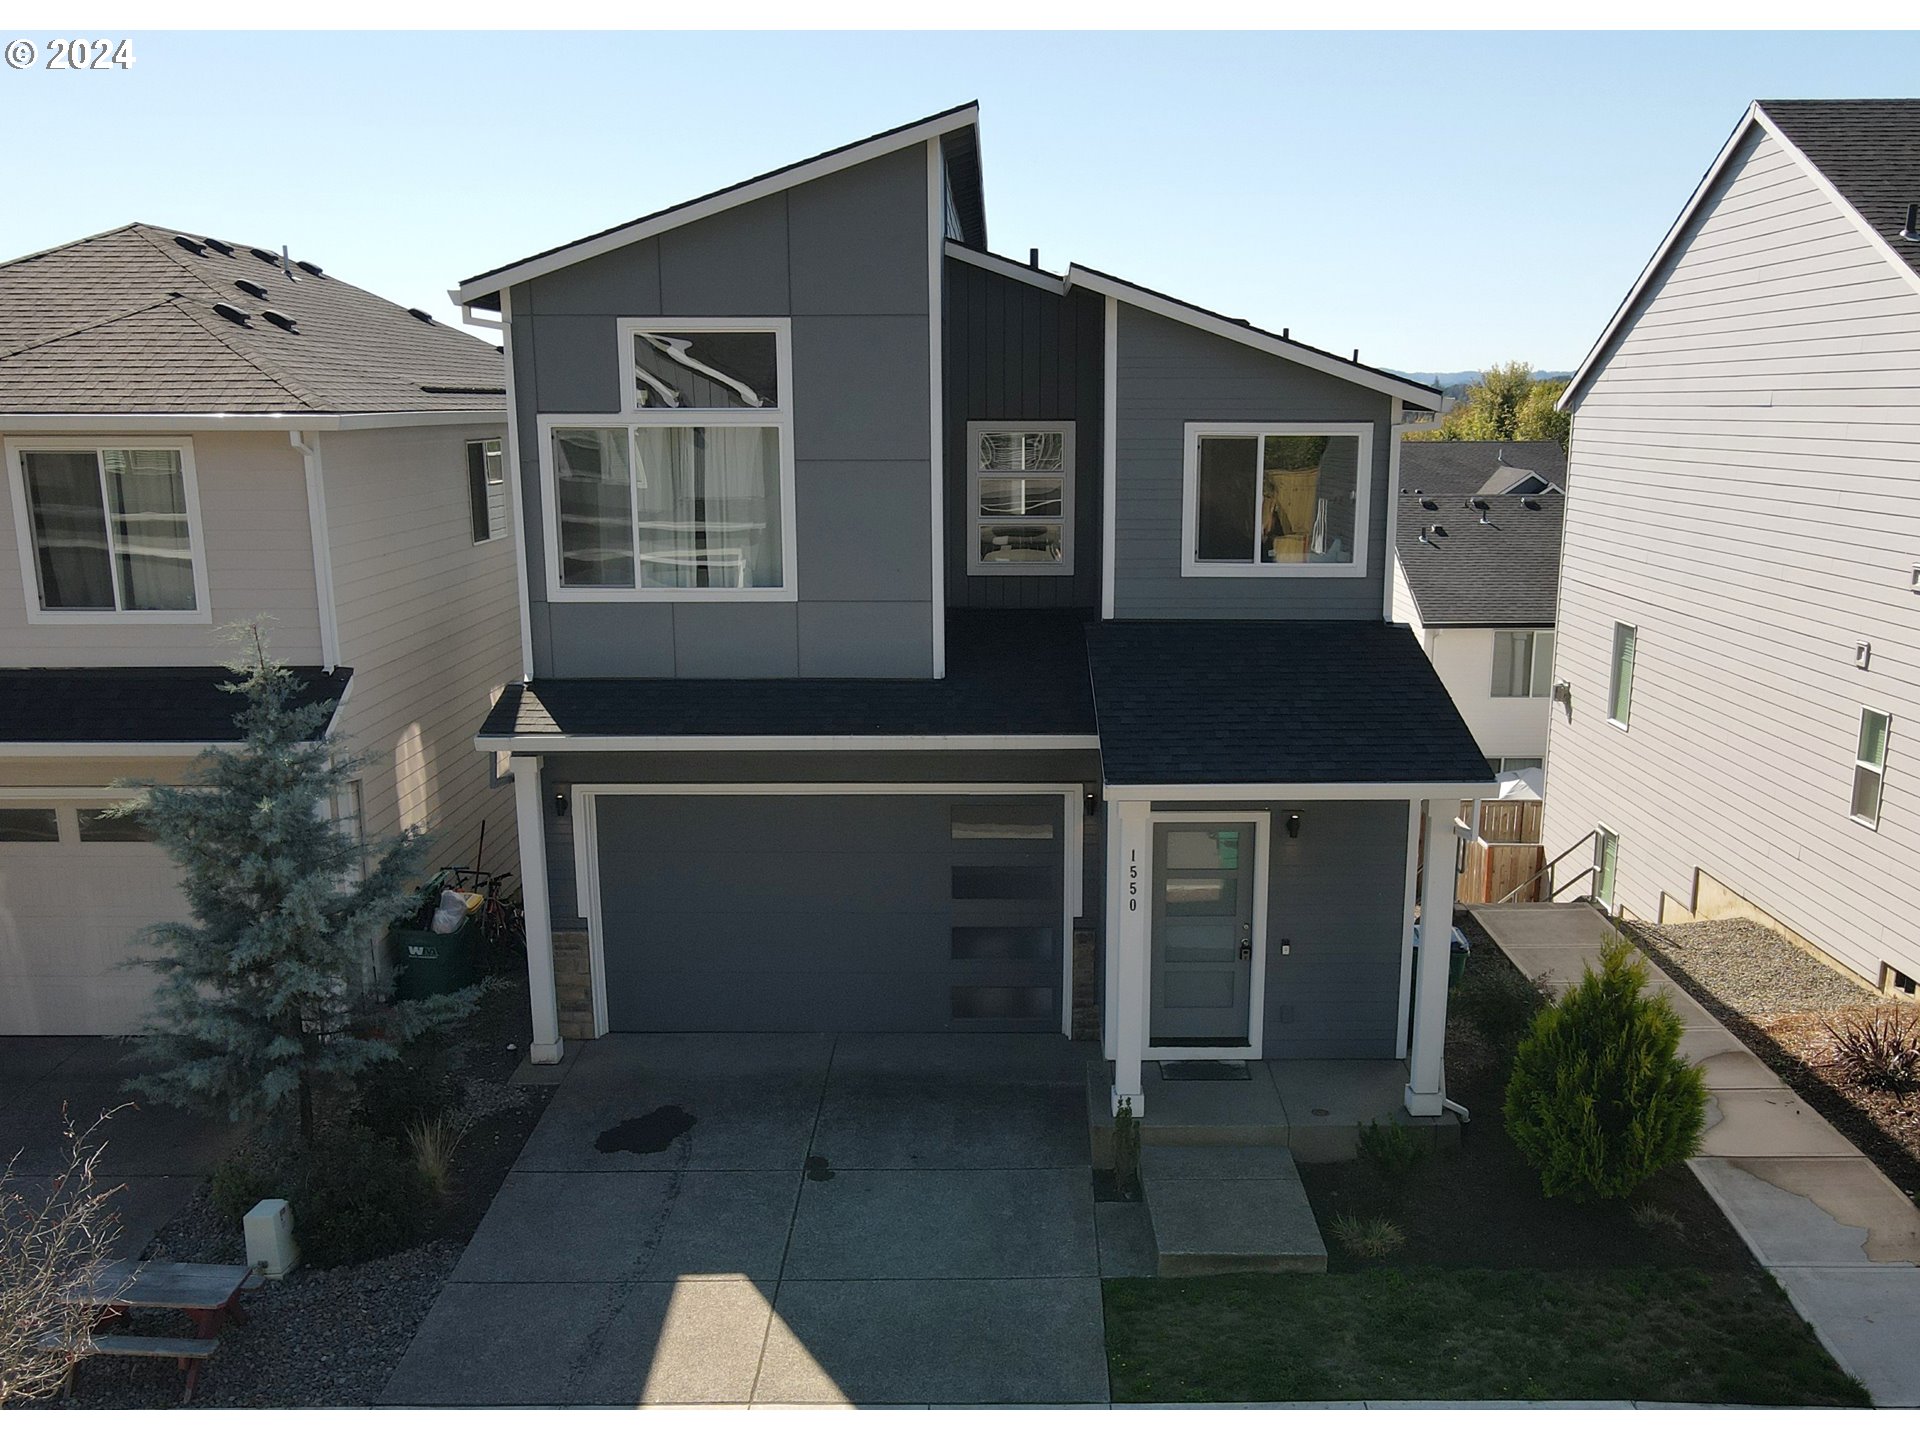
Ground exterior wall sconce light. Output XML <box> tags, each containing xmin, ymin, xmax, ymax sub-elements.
<box><xmin>553</xmin><ymin>790</ymin><xmax>569</xmax><ymax>819</ymax></box>
<box><xmin>1285</xmin><ymin>812</ymin><xmax>1302</xmax><ymax>839</ymax></box>
<box><xmin>1552</xmin><ymin>679</ymin><xmax>1573</xmax><ymax>720</ymax></box>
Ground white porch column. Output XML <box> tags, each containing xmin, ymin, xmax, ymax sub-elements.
<box><xmin>1110</xmin><ymin>799</ymin><xmax>1151</xmax><ymax>1117</ymax></box>
<box><xmin>1405</xmin><ymin>799</ymin><xmax>1459</xmax><ymax>1115</ymax></box>
<box><xmin>510</xmin><ymin>753</ymin><xmax>564</xmax><ymax>1065</ymax></box>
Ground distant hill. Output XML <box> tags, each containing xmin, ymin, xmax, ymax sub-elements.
<box><xmin>1396</xmin><ymin>368</ymin><xmax>1573</xmax><ymax>397</ymax></box>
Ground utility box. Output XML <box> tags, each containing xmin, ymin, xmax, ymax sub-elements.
<box><xmin>244</xmin><ymin>1198</ymin><xmax>298</xmax><ymax>1278</ymax></box>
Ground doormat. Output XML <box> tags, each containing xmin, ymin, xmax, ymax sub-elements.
<box><xmin>1158</xmin><ymin>1060</ymin><xmax>1250</xmax><ymax>1081</ymax></box>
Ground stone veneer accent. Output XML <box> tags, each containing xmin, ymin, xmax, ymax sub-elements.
<box><xmin>1071</xmin><ymin>926</ymin><xmax>1099</xmax><ymax>1041</ymax></box>
<box><xmin>552</xmin><ymin>930</ymin><xmax>595</xmax><ymax>1040</ymax></box>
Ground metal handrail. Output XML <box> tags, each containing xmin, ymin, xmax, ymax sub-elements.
<box><xmin>1492</xmin><ymin>828</ymin><xmax>1599</xmax><ymax>906</ymax></box>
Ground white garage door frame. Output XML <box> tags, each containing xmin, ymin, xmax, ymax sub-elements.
<box><xmin>569</xmin><ymin>782</ymin><xmax>1087</xmax><ymax>1039</ymax></box>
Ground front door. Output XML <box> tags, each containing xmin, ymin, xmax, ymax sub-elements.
<box><xmin>1149</xmin><ymin>822</ymin><xmax>1257</xmax><ymax>1046</ymax></box>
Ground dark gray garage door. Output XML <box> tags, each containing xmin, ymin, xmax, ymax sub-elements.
<box><xmin>595</xmin><ymin>793</ymin><xmax>1067</xmax><ymax>1032</ymax></box>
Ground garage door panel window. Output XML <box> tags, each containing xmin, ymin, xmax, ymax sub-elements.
<box><xmin>951</xmin><ymin>803</ymin><xmax>1058</xmax><ymax>842</ymax></box>
<box><xmin>0</xmin><ymin>807</ymin><xmax>60</xmax><ymax>843</ymax></box>
<box><xmin>951</xmin><ymin>864</ymin><xmax>1058</xmax><ymax>902</ymax></box>
<box><xmin>951</xmin><ymin>985</ymin><xmax>1054</xmax><ymax>1021</ymax></box>
<box><xmin>952</xmin><ymin>925</ymin><xmax>1056</xmax><ymax>962</ymax></box>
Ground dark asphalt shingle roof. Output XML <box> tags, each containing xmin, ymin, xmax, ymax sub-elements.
<box><xmin>1759</xmin><ymin>99</ymin><xmax>1920</xmax><ymax>281</ymax></box>
<box><xmin>1395</xmin><ymin>492</ymin><xmax>1563</xmax><ymax>629</ymax></box>
<box><xmin>0</xmin><ymin>224</ymin><xmax>503</xmax><ymax>415</ymax></box>
<box><xmin>1398</xmin><ymin>441</ymin><xmax>1567</xmax><ymax>495</ymax></box>
<box><xmin>481</xmin><ymin>611</ymin><xmax>1095</xmax><ymax>740</ymax></box>
<box><xmin>0</xmin><ymin>666</ymin><xmax>350</xmax><ymax>745</ymax></box>
<box><xmin>1084</xmin><ymin>621</ymin><xmax>1491</xmax><ymax>787</ymax></box>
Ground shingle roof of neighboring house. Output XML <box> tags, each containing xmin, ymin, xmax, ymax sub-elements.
<box><xmin>1395</xmin><ymin>492</ymin><xmax>1564</xmax><ymax>629</ymax></box>
<box><xmin>481</xmin><ymin>611</ymin><xmax>1096</xmax><ymax>741</ymax></box>
<box><xmin>1398</xmin><ymin>441</ymin><xmax>1567</xmax><ymax>495</ymax></box>
<box><xmin>0</xmin><ymin>666</ymin><xmax>351</xmax><ymax>745</ymax></box>
<box><xmin>1084</xmin><ymin>621</ymin><xmax>1491</xmax><ymax>787</ymax></box>
<box><xmin>0</xmin><ymin>224</ymin><xmax>504</xmax><ymax>415</ymax></box>
<box><xmin>1759</xmin><ymin>99</ymin><xmax>1920</xmax><ymax>281</ymax></box>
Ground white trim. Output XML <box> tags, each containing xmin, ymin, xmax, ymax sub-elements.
<box><xmin>453</xmin><ymin>106</ymin><xmax>981</xmax><ymax>306</ymax></box>
<box><xmin>570</xmin><ymin>781</ymin><xmax>1079</xmax><ymax>1040</ymax></box>
<box><xmin>928</xmin><ymin>140</ymin><xmax>948</xmax><ymax>679</ymax></box>
<box><xmin>942</xmin><ymin>240</ymin><xmax>1067</xmax><ymax>295</ymax></box>
<box><xmin>1141</xmin><ymin>810</ymin><xmax>1271</xmax><ymax>1062</ymax></box>
<box><xmin>1063</xmin><ymin>267</ymin><xmax>1443</xmax><ymax>407</ymax></box>
<box><xmin>510</xmin><ymin>754</ymin><xmax>563</xmax><ymax>1064</ymax></box>
<box><xmin>1100</xmin><ymin>296</ymin><xmax>1119</xmax><ymax>620</ymax></box>
<box><xmin>477</xmin><ymin>732</ymin><xmax>1100</xmax><ymax>753</ymax></box>
<box><xmin>1179</xmin><ymin>422</ymin><xmax>1373</xmax><ymax>580</ymax></box>
<box><xmin>964</xmin><ymin>421</ymin><xmax>1076</xmax><ymax>578</ymax></box>
<box><xmin>1850</xmin><ymin>706</ymin><xmax>1890</xmax><ymax>831</ymax></box>
<box><xmin>0</xmin><ymin>411</ymin><xmax>505</xmax><ymax>433</ymax></box>
<box><xmin>1104</xmin><ymin>781</ymin><xmax>1499</xmax><ymax>802</ymax></box>
<box><xmin>498</xmin><ymin>290</ymin><xmax>536</xmax><ymax>680</ymax></box>
<box><xmin>1381</xmin><ymin>402</ymin><xmax>1402</xmax><ymax>620</ymax></box>
<box><xmin>5</xmin><ymin>435</ymin><xmax>213</xmax><ymax>625</ymax></box>
<box><xmin>290</xmin><ymin>430</ymin><xmax>340</xmax><ymax>670</ymax></box>
<box><xmin>1394</xmin><ymin>798</ymin><xmax>1421</xmax><ymax>1061</ymax></box>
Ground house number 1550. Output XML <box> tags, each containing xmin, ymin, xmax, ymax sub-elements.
<box><xmin>1126</xmin><ymin>848</ymin><xmax>1139</xmax><ymax>912</ymax></box>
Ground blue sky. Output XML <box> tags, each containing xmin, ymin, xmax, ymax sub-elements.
<box><xmin>6</xmin><ymin>29</ymin><xmax>1920</xmax><ymax>372</ymax></box>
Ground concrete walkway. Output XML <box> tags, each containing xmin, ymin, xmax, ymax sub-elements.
<box><xmin>1474</xmin><ymin>903</ymin><xmax>1920</xmax><ymax>1409</ymax></box>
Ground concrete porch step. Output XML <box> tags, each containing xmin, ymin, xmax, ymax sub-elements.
<box><xmin>1141</xmin><ymin>1144</ymin><xmax>1328</xmax><ymax>1277</ymax></box>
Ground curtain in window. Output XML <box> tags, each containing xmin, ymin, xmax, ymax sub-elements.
<box><xmin>632</xmin><ymin>426</ymin><xmax>782</xmax><ymax>589</ymax></box>
<box><xmin>22</xmin><ymin>451</ymin><xmax>114</xmax><ymax>609</ymax></box>
<box><xmin>555</xmin><ymin>429</ymin><xmax>635</xmax><ymax>587</ymax></box>
<box><xmin>104</xmin><ymin>449</ymin><xmax>195</xmax><ymax>611</ymax></box>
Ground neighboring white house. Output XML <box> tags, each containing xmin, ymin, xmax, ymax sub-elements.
<box><xmin>0</xmin><ymin>224</ymin><xmax>521</xmax><ymax>1034</ymax></box>
<box><xmin>1545</xmin><ymin>98</ymin><xmax>1920</xmax><ymax>998</ymax></box>
<box><xmin>1391</xmin><ymin>443</ymin><xmax>1565</xmax><ymax>775</ymax></box>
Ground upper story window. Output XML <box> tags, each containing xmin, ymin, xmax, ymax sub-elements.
<box><xmin>467</xmin><ymin>439</ymin><xmax>507</xmax><ymax>544</ymax></box>
<box><xmin>1608</xmin><ymin>622</ymin><xmax>1637</xmax><ymax>728</ymax></box>
<box><xmin>968</xmin><ymin>422</ymin><xmax>1074</xmax><ymax>576</ymax></box>
<box><xmin>1181</xmin><ymin>423</ymin><xmax>1371</xmax><ymax>579</ymax></box>
<box><xmin>1851</xmin><ymin>708</ymin><xmax>1890</xmax><ymax>829</ymax></box>
<box><xmin>1492</xmin><ymin>629</ymin><xmax>1554</xmax><ymax>698</ymax></box>
<box><xmin>5</xmin><ymin>438</ymin><xmax>207</xmax><ymax>622</ymax></box>
<box><xmin>540</xmin><ymin>320</ymin><xmax>795</xmax><ymax>601</ymax></box>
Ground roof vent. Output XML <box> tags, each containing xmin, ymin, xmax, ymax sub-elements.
<box><xmin>261</xmin><ymin>309</ymin><xmax>297</xmax><ymax>332</ymax></box>
<box><xmin>248</xmin><ymin>246</ymin><xmax>279</xmax><ymax>265</ymax></box>
<box><xmin>295</xmin><ymin>259</ymin><xmax>323</xmax><ymax>277</ymax></box>
<box><xmin>1902</xmin><ymin>203</ymin><xmax>1920</xmax><ymax>242</ymax></box>
<box><xmin>1420</xmin><ymin>498</ymin><xmax>1438</xmax><ymax>511</ymax></box>
<box><xmin>407</xmin><ymin>306</ymin><xmax>435</xmax><ymax>324</ymax></box>
<box><xmin>1282</xmin><ymin>328</ymin><xmax>1290</xmax><ymax>340</ymax></box>
<box><xmin>1431</xmin><ymin>524</ymin><xmax>1449</xmax><ymax>538</ymax></box>
<box><xmin>1028</xmin><ymin>247</ymin><xmax>1040</xmax><ymax>269</ymax></box>
<box><xmin>202</xmin><ymin>237</ymin><xmax>234</xmax><ymax>256</ymax></box>
<box><xmin>1418</xmin><ymin>525</ymin><xmax>1434</xmax><ymax>545</ymax></box>
<box><xmin>1522</xmin><ymin>497</ymin><xmax>1542</xmax><ymax>511</ymax></box>
<box><xmin>211</xmin><ymin>301</ymin><xmax>250</xmax><ymax>326</ymax></box>
<box><xmin>173</xmin><ymin>235</ymin><xmax>207</xmax><ymax>255</ymax></box>
<box><xmin>235</xmin><ymin>279</ymin><xmax>269</xmax><ymax>300</ymax></box>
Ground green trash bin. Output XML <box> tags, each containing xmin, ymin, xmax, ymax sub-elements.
<box><xmin>389</xmin><ymin>915</ymin><xmax>480</xmax><ymax>1001</ymax></box>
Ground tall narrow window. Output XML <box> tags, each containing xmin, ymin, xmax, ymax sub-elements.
<box><xmin>467</xmin><ymin>438</ymin><xmax>507</xmax><ymax>544</ymax></box>
<box><xmin>11</xmin><ymin>443</ymin><xmax>201</xmax><ymax>615</ymax></box>
<box><xmin>1492</xmin><ymin>630</ymin><xmax>1555</xmax><ymax>698</ymax></box>
<box><xmin>1595</xmin><ymin>827</ymin><xmax>1619</xmax><ymax>909</ymax></box>
<box><xmin>1852</xmin><ymin>708</ymin><xmax>1890</xmax><ymax>828</ymax></box>
<box><xmin>1608</xmin><ymin>623</ymin><xmax>1637</xmax><ymax>727</ymax></box>
<box><xmin>968</xmin><ymin>422</ymin><xmax>1073</xmax><ymax>575</ymax></box>
<box><xmin>1183</xmin><ymin>423</ymin><xmax>1371</xmax><ymax>576</ymax></box>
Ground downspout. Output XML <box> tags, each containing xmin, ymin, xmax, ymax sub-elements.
<box><xmin>291</xmin><ymin>430</ymin><xmax>341</xmax><ymax>671</ymax></box>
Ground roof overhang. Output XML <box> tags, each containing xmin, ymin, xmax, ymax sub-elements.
<box><xmin>1560</xmin><ymin>99</ymin><xmax>1920</xmax><ymax>413</ymax></box>
<box><xmin>454</xmin><ymin>103</ymin><xmax>982</xmax><ymax>309</ymax></box>
<box><xmin>476</xmin><ymin>733</ymin><xmax>1100</xmax><ymax>754</ymax></box>
<box><xmin>945</xmin><ymin>241</ymin><xmax>1067</xmax><ymax>295</ymax></box>
<box><xmin>1063</xmin><ymin>264</ymin><xmax>1445</xmax><ymax>408</ymax></box>
<box><xmin>1104</xmin><ymin>781</ymin><xmax>1499</xmax><ymax>802</ymax></box>
<box><xmin>0</xmin><ymin>410</ymin><xmax>504</xmax><ymax>433</ymax></box>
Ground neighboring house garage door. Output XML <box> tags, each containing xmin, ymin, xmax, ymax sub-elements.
<box><xmin>0</xmin><ymin>798</ymin><xmax>187</xmax><ymax>1035</ymax></box>
<box><xmin>593</xmin><ymin>793</ymin><xmax>1068</xmax><ymax>1032</ymax></box>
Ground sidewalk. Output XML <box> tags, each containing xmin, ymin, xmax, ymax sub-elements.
<box><xmin>1472</xmin><ymin>903</ymin><xmax>1920</xmax><ymax>1409</ymax></box>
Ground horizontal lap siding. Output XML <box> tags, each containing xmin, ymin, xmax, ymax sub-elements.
<box><xmin>1545</xmin><ymin>127</ymin><xmax>1920</xmax><ymax>986</ymax></box>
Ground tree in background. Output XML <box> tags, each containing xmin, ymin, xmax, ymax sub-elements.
<box><xmin>129</xmin><ymin>623</ymin><xmax>472</xmax><ymax>1146</ymax></box>
<box><xmin>1414</xmin><ymin>361</ymin><xmax>1571</xmax><ymax>453</ymax></box>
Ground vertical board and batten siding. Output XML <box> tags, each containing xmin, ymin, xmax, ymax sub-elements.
<box><xmin>319</xmin><ymin>424</ymin><xmax>520</xmax><ymax>885</ymax></box>
<box><xmin>511</xmin><ymin>142</ymin><xmax>935</xmax><ymax>680</ymax></box>
<box><xmin>1545</xmin><ymin>125</ymin><xmax>1920</xmax><ymax>987</ymax></box>
<box><xmin>942</xmin><ymin>257</ymin><xmax>1104</xmax><ymax>608</ymax></box>
<box><xmin>1111</xmin><ymin>303</ymin><xmax>1396</xmax><ymax>620</ymax></box>
<box><xmin>0</xmin><ymin>428</ymin><xmax>323</xmax><ymax>666</ymax></box>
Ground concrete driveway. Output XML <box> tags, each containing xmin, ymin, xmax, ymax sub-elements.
<box><xmin>383</xmin><ymin>1033</ymin><xmax>1115</xmax><ymax>1407</ymax></box>
<box><xmin>0</xmin><ymin>1037</ymin><xmax>240</xmax><ymax>1258</ymax></box>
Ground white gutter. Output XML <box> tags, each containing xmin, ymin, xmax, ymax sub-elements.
<box><xmin>0</xmin><ymin>410</ymin><xmax>504</xmax><ymax>433</ymax></box>
<box><xmin>474</xmin><ymin>733</ymin><xmax>1102</xmax><ymax>754</ymax></box>
<box><xmin>290</xmin><ymin>430</ymin><xmax>341</xmax><ymax>670</ymax></box>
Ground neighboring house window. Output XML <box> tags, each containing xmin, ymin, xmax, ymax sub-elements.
<box><xmin>1492</xmin><ymin>630</ymin><xmax>1554</xmax><ymax>698</ymax></box>
<box><xmin>543</xmin><ymin>320</ymin><xmax>795</xmax><ymax>599</ymax></box>
<box><xmin>967</xmin><ymin>422</ymin><xmax>1074</xmax><ymax>576</ymax></box>
<box><xmin>6</xmin><ymin>440</ymin><xmax>206</xmax><ymax>620</ymax></box>
<box><xmin>1852</xmin><ymin>708</ymin><xmax>1891</xmax><ymax>828</ymax></box>
<box><xmin>77</xmin><ymin>806</ymin><xmax>155</xmax><ymax>843</ymax></box>
<box><xmin>1595</xmin><ymin>827</ymin><xmax>1619</xmax><ymax>909</ymax></box>
<box><xmin>1181</xmin><ymin>423</ymin><xmax>1372</xmax><ymax>578</ymax></box>
<box><xmin>1490</xmin><ymin>756</ymin><xmax>1544</xmax><ymax>774</ymax></box>
<box><xmin>0</xmin><ymin>807</ymin><xmax>60</xmax><ymax>842</ymax></box>
<box><xmin>1607</xmin><ymin>623</ymin><xmax>1637</xmax><ymax>728</ymax></box>
<box><xmin>467</xmin><ymin>439</ymin><xmax>507</xmax><ymax>544</ymax></box>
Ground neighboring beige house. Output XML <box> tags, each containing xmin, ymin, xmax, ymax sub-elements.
<box><xmin>1546</xmin><ymin>98</ymin><xmax>1920</xmax><ymax>998</ymax></box>
<box><xmin>0</xmin><ymin>224</ymin><xmax>520</xmax><ymax>1034</ymax></box>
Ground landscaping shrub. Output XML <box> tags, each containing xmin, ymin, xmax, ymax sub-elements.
<box><xmin>209</xmin><ymin>1150</ymin><xmax>280</xmax><ymax>1224</ymax></box>
<box><xmin>1328</xmin><ymin>1213</ymin><xmax>1406</xmax><ymax>1259</ymax></box>
<box><xmin>355</xmin><ymin>1037</ymin><xmax>461</xmax><ymax>1137</ymax></box>
<box><xmin>1822</xmin><ymin>1007</ymin><xmax>1920</xmax><ymax>1094</ymax></box>
<box><xmin>1504</xmin><ymin>936</ymin><xmax>1708</xmax><ymax>1201</ymax></box>
<box><xmin>288</xmin><ymin>1125</ymin><xmax>431</xmax><ymax>1267</ymax></box>
<box><xmin>405</xmin><ymin>1113</ymin><xmax>472</xmax><ymax>1199</ymax></box>
<box><xmin>1356</xmin><ymin>1118</ymin><xmax>1426</xmax><ymax>1191</ymax></box>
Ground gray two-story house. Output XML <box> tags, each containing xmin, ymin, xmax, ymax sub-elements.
<box><xmin>458</xmin><ymin>104</ymin><xmax>1494</xmax><ymax>1118</ymax></box>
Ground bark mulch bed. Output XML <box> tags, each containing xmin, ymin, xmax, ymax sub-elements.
<box><xmin>1623</xmin><ymin>918</ymin><xmax>1920</xmax><ymax>1205</ymax></box>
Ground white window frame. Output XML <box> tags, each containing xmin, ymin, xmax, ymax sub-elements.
<box><xmin>536</xmin><ymin>317</ymin><xmax>798</xmax><ymax>604</ymax></box>
<box><xmin>1608</xmin><ymin>622</ymin><xmax>1637</xmax><ymax>730</ymax></box>
<box><xmin>1492</xmin><ymin>628</ymin><xmax>1554</xmax><ymax>699</ymax></box>
<box><xmin>4</xmin><ymin>435</ymin><xmax>212</xmax><ymax>624</ymax></box>
<box><xmin>966</xmin><ymin>421</ymin><xmax>1075</xmax><ymax>577</ymax></box>
<box><xmin>1179</xmin><ymin>421</ymin><xmax>1373</xmax><ymax>580</ymax></box>
<box><xmin>1851</xmin><ymin>707</ymin><xmax>1890</xmax><ymax>831</ymax></box>
<box><xmin>1594</xmin><ymin>825</ymin><xmax>1620</xmax><ymax>910</ymax></box>
<box><xmin>467</xmin><ymin>437</ymin><xmax>507</xmax><ymax>546</ymax></box>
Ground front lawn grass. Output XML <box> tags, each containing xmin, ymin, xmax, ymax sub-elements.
<box><xmin>1103</xmin><ymin>1266</ymin><xmax>1868</xmax><ymax>1406</ymax></box>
